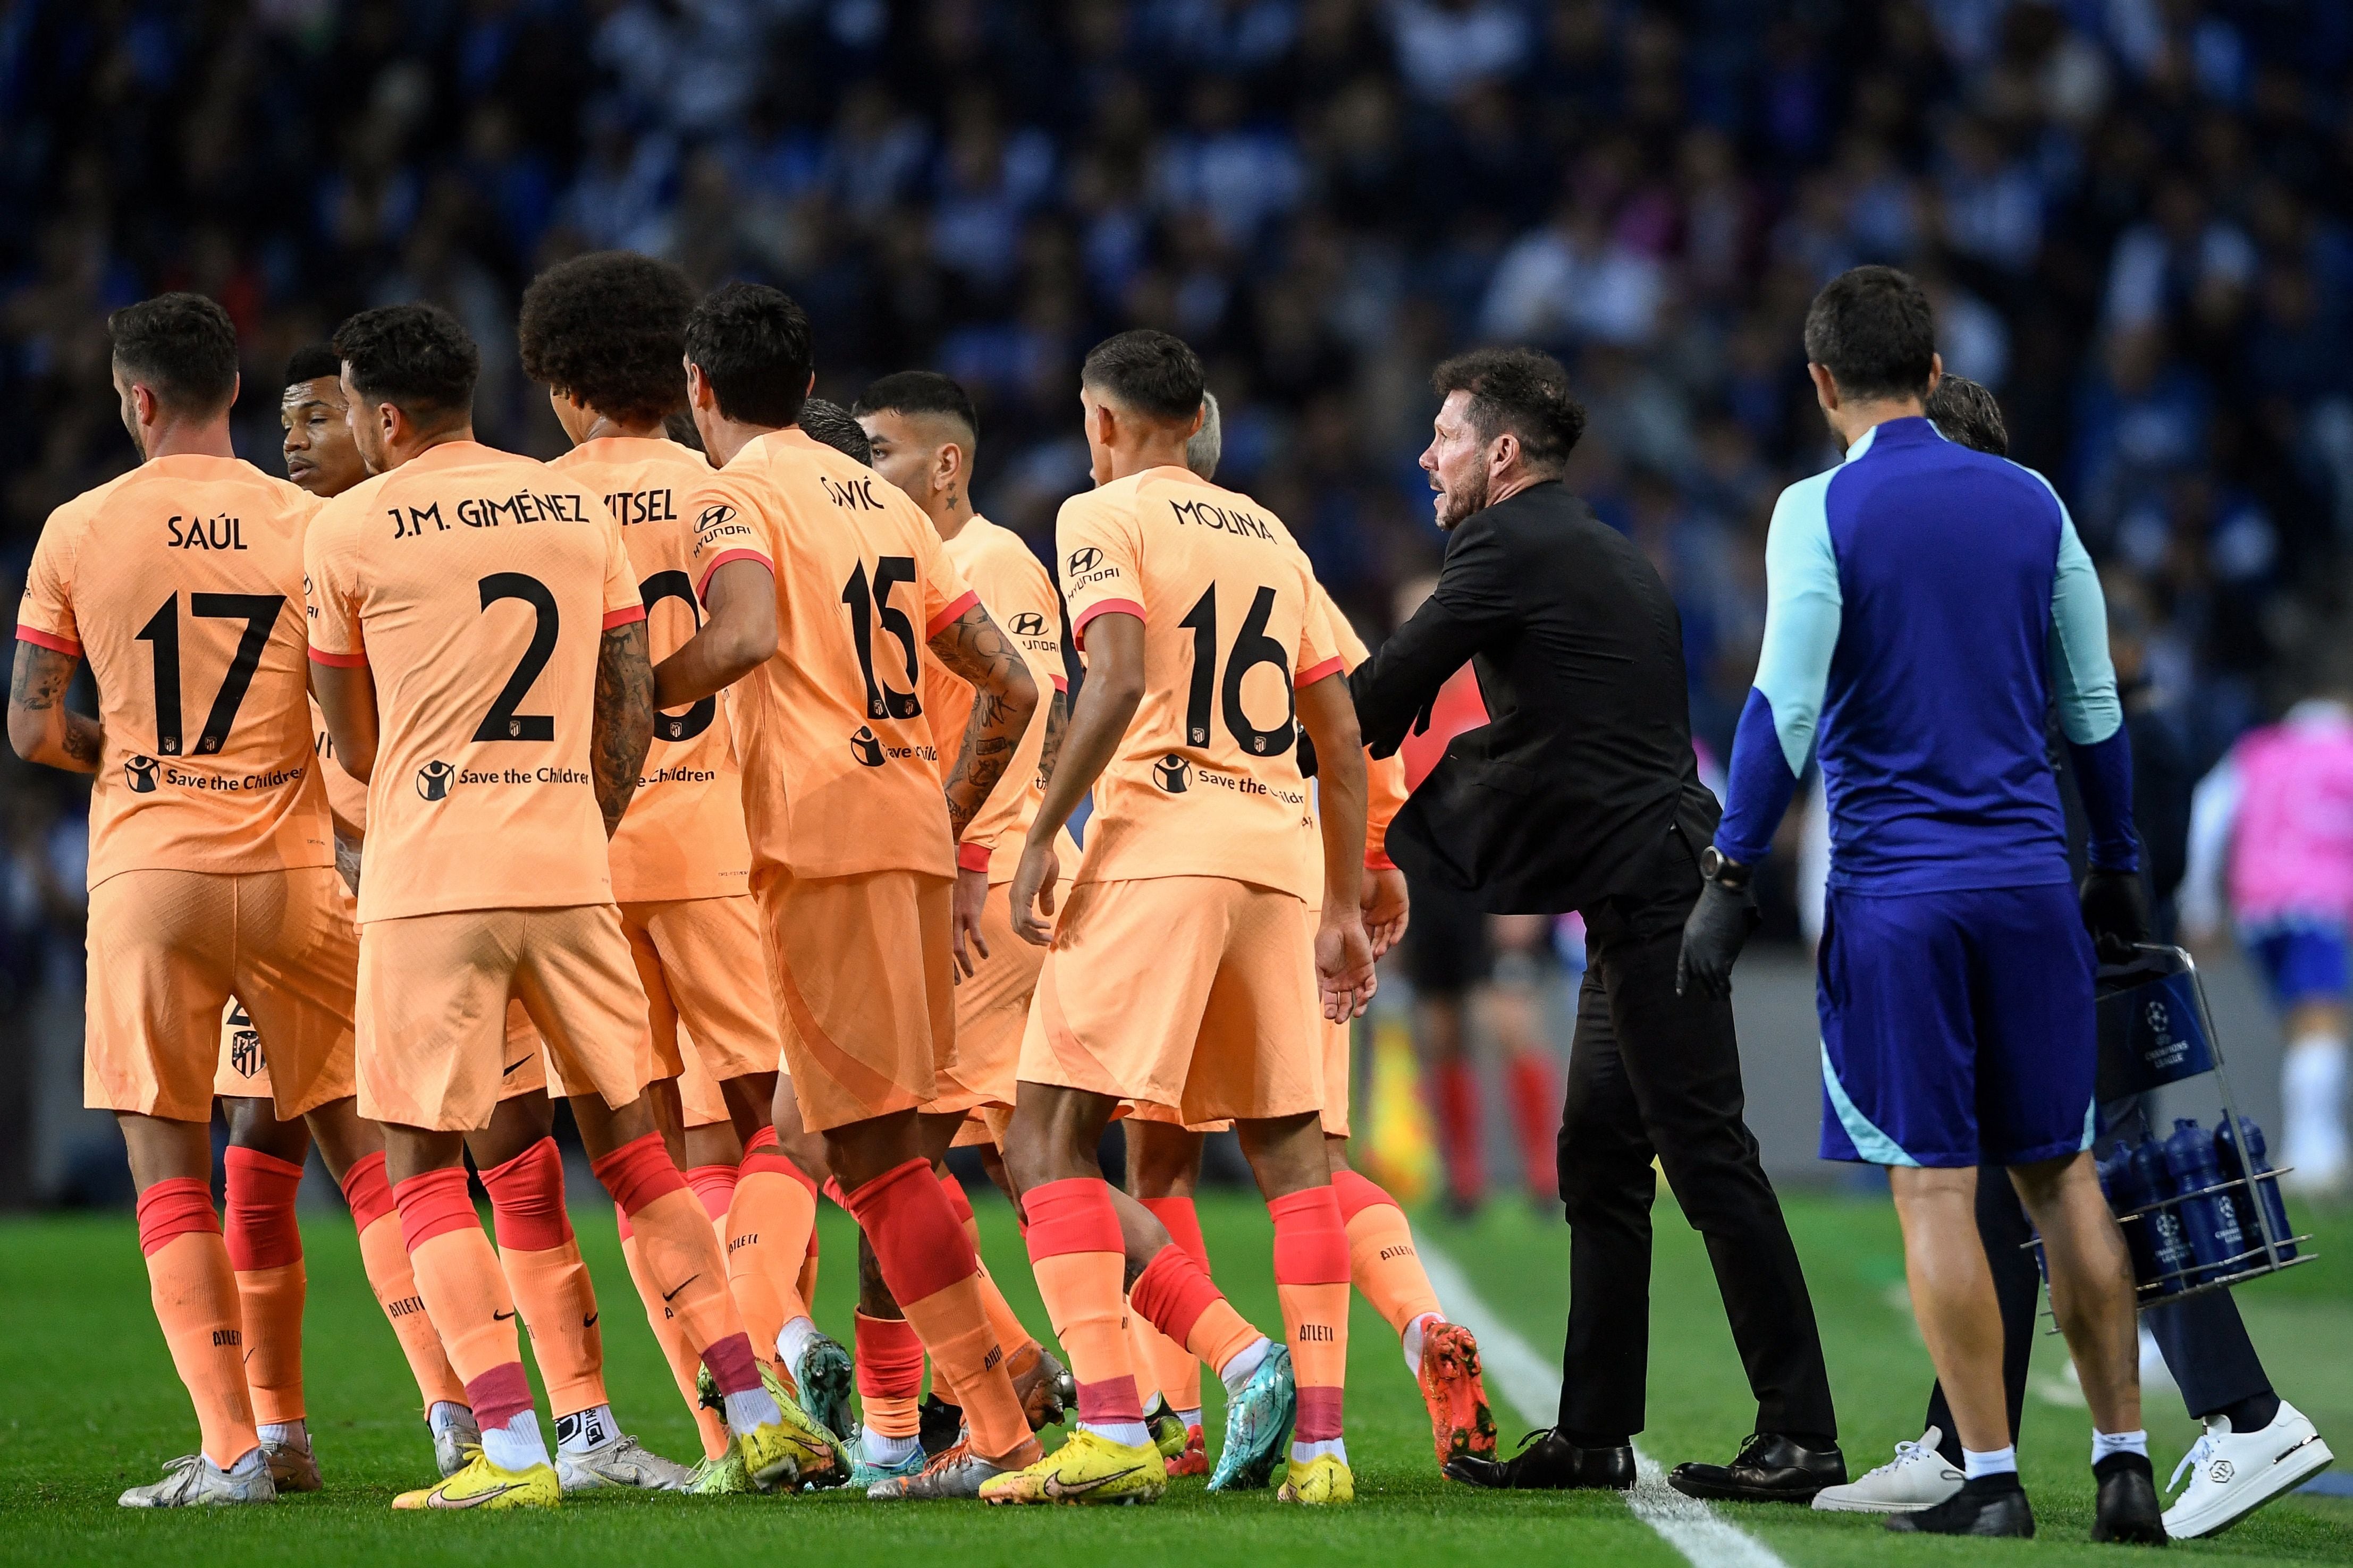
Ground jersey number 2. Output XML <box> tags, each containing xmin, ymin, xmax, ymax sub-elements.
<box><xmin>475</xmin><ymin>573</ymin><xmax>557</xmax><ymax>742</ymax></box>
<box><xmin>134</xmin><ymin>592</ymin><xmax>284</xmax><ymax>756</ymax></box>
<box><xmin>841</xmin><ymin>557</ymin><xmax>923</xmax><ymax>721</ymax></box>
<box><xmin>1178</xmin><ymin>583</ymin><xmax>1294</xmax><ymax>755</ymax></box>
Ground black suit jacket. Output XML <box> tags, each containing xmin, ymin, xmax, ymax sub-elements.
<box><xmin>1350</xmin><ymin>480</ymin><xmax>1719</xmax><ymax>915</ymax></box>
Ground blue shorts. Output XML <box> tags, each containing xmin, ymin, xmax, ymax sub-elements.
<box><xmin>2244</xmin><ymin>919</ymin><xmax>2349</xmax><ymax>1010</ymax></box>
<box><xmin>1817</xmin><ymin>883</ymin><xmax>2096</xmax><ymax>1168</ymax></box>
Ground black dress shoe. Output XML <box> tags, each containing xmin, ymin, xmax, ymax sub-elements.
<box><xmin>1668</xmin><ymin>1433</ymin><xmax>1847</xmax><ymax>1502</ymax></box>
<box><xmin>2091</xmin><ymin>1453</ymin><xmax>2169</xmax><ymax>1545</ymax></box>
<box><xmin>1888</xmin><ymin>1473</ymin><xmax>2036</xmax><ymax>1537</ymax></box>
<box><xmin>1446</xmin><ymin>1428</ymin><xmax>1636</xmax><ymax>1490</ymax></box>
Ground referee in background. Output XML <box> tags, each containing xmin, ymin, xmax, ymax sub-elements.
<box><xmin>1677</xmin><ymin>267</ymin><xmax>2165</xmax><ymax>1542</ymax></box>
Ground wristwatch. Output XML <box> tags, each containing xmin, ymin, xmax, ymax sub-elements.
<box><xmin>1698</xmin><ymin>845</ymin><xmax>1752</xmax><ymax>891</ymax></box>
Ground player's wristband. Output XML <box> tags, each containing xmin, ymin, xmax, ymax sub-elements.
<box><xmin>956</xmin><ymin>841</ymin><xmax>993</xmax><ymax>874</ymax></box>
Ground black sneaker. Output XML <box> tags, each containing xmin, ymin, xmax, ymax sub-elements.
<box><xmin>1669</xmin><ymin>1433</ymin><xmax>1847</xmax><ymax>1503</ymax></box>
<box><xmin>1446</xmin><ymin>1428</ymin><xmax>1635</xmax><ymax>1490</ymax></box>
<box><xmin>1887</xmin><ymin>1472</ymin><xmax>2036</xmax><ymax>1537</ymax></box>
<box><xmin>2093</xmin><ymin>1452</ymin><xmax>2169</xmax><ymax>1545</ymax></box>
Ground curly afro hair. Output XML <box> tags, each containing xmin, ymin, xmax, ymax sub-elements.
<box><xmin>518</xmin><ymin>251</ymin><xmax>696</xmax><ymax>428</ymax></box>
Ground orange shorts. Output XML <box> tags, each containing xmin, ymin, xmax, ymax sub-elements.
<box><xmin>87</xmin><ymin>866</ymin><xmax>356</xmax><ymax>1124</ymax></box>
<box><xmin>216</xmin><ymin>994</ymin><xmax>547</xmax><ymax>1104</ymax></box>
<box><xmin>619</xmin><ymin>894</ymin><xmax>782</xmax><ymax>1128</ymax></box>
<box><xmin>928</xmin><ymin>877</ymin><xmax>1068</xmax><ymax>1143</ymax></box>
<box><xmin>357</xmin><ymin>903</ymin><xmax>652</xmax><ymax>1132</ymax></box>
<box><xmin>1019</xmin><ymin>876</ymin><xmax>1323</xmax><ymax>1126</ymax></box>
<box><xmin>757</xmin><ymin>868</ymin><xmax>954</xmax><ymax>1135</ymax></box>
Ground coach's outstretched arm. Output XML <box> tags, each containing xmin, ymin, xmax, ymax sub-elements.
<box><xmin>1007</xmin><ymin>609</ymin><xmax>1145</xmax><ymax>946</ymax></box>
<box><xmin>1346</xmin><ymin>512</ymin><xmax>1511</xmax><ymax>757</ymax></box>
<box><xmin>591</xmin><ymin>620</ymin><xmax>655</xmax><ymax>838</ymax></box>
<box><xmin>6</xmin><ymin>642</ymin><xmax>101</xmax><ymax>772</ymax></box>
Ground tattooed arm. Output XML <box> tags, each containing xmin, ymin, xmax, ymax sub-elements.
<box><xmin>591</xmin><ymin>621</ymin><xmax>655</xmax><ymax>838</ymax></box>
<box><xmin>928</xmin><ymin>601</ymin><xmax>1039</xmax><ymax>842</ymax></box>
<box><xmin>7</xmin><ymin>642</ymin><xmax>102</xmax><ymax>773</ymax></box>
<box><xmin>1035</xmin><ymin>685</ymin><xmax>1069</xmax><ymax>789</ymax></box>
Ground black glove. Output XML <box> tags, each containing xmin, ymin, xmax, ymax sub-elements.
<box><xmin>2079</xmin><ymin>867</ymin><xmax>2150</xmax><ymax>964</ymax></box>
<box><xmin>1676</xmin><ymin>876</ymin><xmax>1760</xmax><ymax>999</ymax></box>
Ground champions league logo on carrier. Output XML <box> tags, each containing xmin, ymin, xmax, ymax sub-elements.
<box><xmin>1153</xmin><ymin>754</ymin><xmax>1190</xmax><ymax>793</ymax></box>
<box><xmin>416</xmin><ymin>760</ymin><xmax>454</xmax><ymax>801</ymax></box>
<box><xmin>849</xmin><ymin>725</ymin><xmax>885</xmax><ymax>767</ymax></box>
<box><xmin>124</xmin><ymin>755</ymin><xmax>160</xmax><ymax>793</ymax></box>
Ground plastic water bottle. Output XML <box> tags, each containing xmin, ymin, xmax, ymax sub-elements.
<box><xmin>2127</xmin><ymin>1137</ymin><xmax>2191</xmax><ymax>1294</ymax></box>
<box><xmin>2214</xmin><ymin>1116</ymin><xmax>2298</xmax><ymax>1264</ymax></box>
<box><xmin>2161</xmin><ymin>1118</ymin><xmax>2246</xmax><ymax>1284</ymax></box>
<box><xmin>2099</xmin><ymin>1142</ymin><xmax>2162</xmax><ymax>1290</ymax></box>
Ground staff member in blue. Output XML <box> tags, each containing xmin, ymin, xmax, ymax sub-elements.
<box><xmin>1677</xmin><ymin>266</ymin><xmax>2165</xmax><ymax>1543</ymax></box>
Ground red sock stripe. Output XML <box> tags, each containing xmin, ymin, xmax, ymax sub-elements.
<box><xmin>739</xmin><ymin>1125</ymin><xmax>814</xmax><ymax>1188</ymax></box>
<box><xmin>466</xmin><ymin>1361</ymin><xmax>535</xmax><ymax>1430</ymax></box>
<box><xmin>135</xmin><ymin>1177</ymin><xmax>218</xmax><ymax>1258</ymax></box>
<box><xmin>394</xmin><ymin>1167</ymin><xmax>480</xmax><ymax>1252</ymax></box>
<box><xmin>1294</xmin><ymin>1384</ymin><xmax>1345</xmax><ymax>1442</ymax></box>
<box><xmin>1329</xmin><ymin>1168</ymin><xmax>1399</xmax><ymax>1226</ymax></box>
<box><xmin>844</xmin><ymin>1158</ymin><xmax>976</xmax><ymax>1304</ymax></box>
<box><xmin>936</xmin><ymin>1169</ymin><xmax>975</xmax><ymax>1226</ymax></box>
<box><xmin>1074</xmin><ymin>1376</ymin><xmax>1145</xmax><ymax>1427</ymax></box>
<box><xmin>479</xmin><ymin>1136</ymin><xmax>572</xmax><ymax>1252</ymax></box>
<box><xmin>822</xmin><ymin>1176</ymin><xmax>847</xmax><ymax>1208</ymax></box>
<box><xmin>223</xmin><ymin>1146</ymin><xmax>306</xmax><ymax>1271</ymax></box>
<box><xmin>1128</xmin><ymin>1243</ymin><xmax>1221</xmax><ymax>1348</ymax></box>
<box><xmin>1268</xmin><ymin>1185</ymin><xmax>1350</xmax><ymax>1285</ymax></box>
<box><xmin>1139</xmin><ymin>1194</ymin><xmax>1210</xmax><ymax>1266</ymax></box>
<box><xmin>853</xmin><ymin>1311</ymin><xmax>925</xmax><ymax>1397</ymax></box>
<box><xmin>701</xmin><ymin>1330</ymin><xmax>761</xmax><ymax>1397</ymax></box>
<box><xmin>339</xmin><ymin>1150</ymin><xmax>397</xmax><ymax>1232</ymax></box>
<box><xmin>1020</xmin><ymin>1176</ymin><xmax>1123</xmax><ymax>1260</ymax></box>
<box><xmin>612</xmin><ymin>1200</ymin><xmax>632</xmax><ymax>1242</ymax></box>
<box><xmin>687</xmin><ymin>1164</ymin><xmax>739</xmax><ymax>1222</ymax></box>
<box><xmin>590</xmin><ymin>1131</ymin><xmax>686</xmax><ymax>1216</ymax></box>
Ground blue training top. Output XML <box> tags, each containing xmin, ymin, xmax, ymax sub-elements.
<box><xmin>1715</xmin><ymin>416</ymin><xmax>2136</xmax><ymax>892</ymax></box>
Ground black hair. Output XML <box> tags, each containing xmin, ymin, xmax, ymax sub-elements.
<box><xmin>1804</xmin><ymin>265</ymin><xmax>1937</xmax><ymax>402</ymax></box>
<box><xmin>1430</xmin><ymin>346</ymin><xmax>1586</xmax><ymax>469</ymax></box>
<box><xmin>851</xmin><ymin>370</ymin><xmax>979</xmax><ymax>445</ymax></box>
<box><xmin>331</xmin><ymin>303</ymin><xmax>479</xmax><ymax>423</ymax></box>
<box><xmin>518</xmin><ymin>251</ymin><xmax>695</xmax><ymax>427</ymax></box>
<box><xmin>1079</xmin><ymin>329</ymin><xmax>1205</xmax><ymax>423</ymax></box>
<box><xmin>1925</xmin><ymin>374</ymin><xmax>2008</xmax><ymax>456</ymax></box>
<box><xmin>282</xmin><ymin>342</ymin><xmax>342</xmax><ymax>388</ymax></box>
<box><xmin>797</xmin><ymin>397</ymin><xmax>871</xmax><ymax>465</ymax></box>
<box><xmin>682</xmin><ymin>282</ymin><xmax>812</xmax><ymax>429</ymax></box>
<box><xmin>108</xmin><ymin>293</ymin><xmax>239</xmax><ymax>416</ymax></box>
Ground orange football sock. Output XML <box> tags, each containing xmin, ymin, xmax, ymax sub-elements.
<box><xmin>138</xmin><ymin>1179</ymin><xmax>260</xmax><ymax>1469</ymax></box>
<box><xmin>854</xmin><ymin>1310</ymin><xmax>925</xmax><ymax>1438</ymax></box>
<box><xmin>343</xmin><ymin>1153</ymin><xmax>466</xmax><ymax>1411</ymax></box>
<box><xmin>397</xmin><ymin>1171</ymin><xmax>525</xmax><ymax>1387</ymax></box>
<box><xmin>480</xmin><ymin>1137</ymin><xmax>606</xmax><ymax>1418</ymax></box>
<box><xmin>593</xmin><ymin>1133</ymin><xmax>763</xmax><ymax>1396</ymax></box>
<box><xmin>621</xmin><ymin>1219</ymin><xmax>731</xmax><ymax>1461</ymax></box>
<box><xmin>1131</xmin><ymin>1300</ymin><xmax>1201</xmax><ymax>1413</ymax></box>
<box><xmin>1129</xmin><ymin>1242</ymin><xmax>1264</xmax><ymax>1374</ymax></box>
<box><xmin>846</xmin><ymin>1158</ymin><xmax>1038</xmax><ymax>1468</ymax></box>
<box><xmin>686</xmin><ymin>1163</ymin><xmax>737</xmax><ymax>1233</ymax></box>
<box><xmin>731</xmin><ymin>1129</ymin><xmax>819</xmax><ymax>1362</ymax></box>
<box><xmin>1333</xmin><ymin>1169</ymin><xmax>1443</xmax><ymax>1335</ymax></box>
<box><xmin>1270</xmin><ymin>1186</ymin><xmax>1350</xmax><ymax>1449</ymax></box>
<box><xmin>1023</xmin><ymin>1177</ymin><xmax>1144</xmax><ymax>1439</ymax></box>
<box><xmin>224</xmin><ymin>1147</ymin><xmax>307</xmax><ymax>1427</ymax></box>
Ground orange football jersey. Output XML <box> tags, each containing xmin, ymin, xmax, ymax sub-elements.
<box><xmin>1054</xmin><ymin>465</ymin><xmax>1340</xmax><ymax>901</ymax></box>
<box><xmin>303</xmin><ymin>440</ymin><xmax>644</xmax><ymax>922</ymax></box>
<box><xmin>16</xmin><ymin>455</ymin><xmax>334</xmax><ymax>887</ymax></box>
<box><xmin>549</xmin><ymin>436</ymin><xmax>750</xmax><ymax>903</ymax></box>
<box><xmin>685</xmin><ymin>427</ymin><xmax>975</xmax><ymax>880</ymax></box>
<box><xmin>919</xmin><ymin>514</ymin><xmax>1074</xmax><ymax>879</ymax></box>
<box><xmin>1309</xmin><ymin>583</ymin><xmax>1408</xmax><ymax>879</ymax></box>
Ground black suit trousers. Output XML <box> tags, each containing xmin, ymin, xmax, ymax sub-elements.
<box><xmin>1554</xmin><ymin>831</ymin><xmax>1838</xmax><ymax>1444</ymax></box>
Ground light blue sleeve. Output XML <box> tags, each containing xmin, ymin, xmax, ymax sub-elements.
<box><xmin>2045</xmin><ymin>507</ymin><xmax>2122</xmax><ymax>745</ymax></box>
<box><xmin>1752</xmin><ymin>471</ymin><xmax>1843</xmax><ymax>774</ymax></box>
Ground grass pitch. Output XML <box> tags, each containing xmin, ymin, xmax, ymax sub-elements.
<box><xmin>2</xmin><ymin>1187</ymin><xmax>2348</xmax><ymax>1566</ymax></box>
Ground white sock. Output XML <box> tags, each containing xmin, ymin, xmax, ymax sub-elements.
<box><xmin>1176</xmin><ymin>1406</ymin><xmax>1202</xmax><ymax>1432</ymax></box>
<box><xmin>1402</xmin><ymin>1311</ymin><xmax>1440</xmax><ymax>1376</ymax></box>
<box><xmin>427</xmin><ymin>1400</ymin><xmax>473</xmax><ymax>1435</ymax></box>
<box><xmin>2283</xmin><ymin>1036</ymin><xmax>2348</xmax><ymax>1163</ymax></box>
<box><xmin>1292</xmin><ymin>1436</ymin><xmax>1347</xmax><ymax>1464</ymax></box>
<box><xmin>862</xmin><ymin>1428</ymin><xmax>921</xmax><ymax>1465</ymax></box>
<box><xmin>554</xmin><ymin>1403</ymin><xmax>617</xmax><ymax>1454</ymax></box>
<box><xmin>480</xmin><ymin>1409</ymin><xmax>550</xmax><ymax>1472</ymax></box>
<box><xmin>1219</xmin><ymin>1336</ymin><xmax>1273</xmax><ymax>1399</ymax></box>
<box><xmin>257</xmin><ymin>1418</ymin><xmax>308</xmax><ymax>1450</ymax></box>
<box><xmin>776</xmin><ymin>1315</ymin><xmax>821</xmax><ymax>1371</ymax></box>
<box><xmin>1083</xmin><ymin>1419</ymin><xmax>1153</xmax><ymax>1447</ymax></box>
<box><xmin>2091</xmin><ymin>1429</ymin><xmax>2148</xmax><ymax>1464</ymax></box>
<box><xmin>723</xmin><ymin>1385</ymin><xmax>784</xmax><ymax>1435</ymax></box>
<box><xmin>1962</xmin><ymin>1445</ymin><xmax>2017</xmax><ymax>1480</ymax></box>
<box><xmin>224</xmin><ymin>1445</ymin><xmax>270</xmax><ymax>1478</ymax></box>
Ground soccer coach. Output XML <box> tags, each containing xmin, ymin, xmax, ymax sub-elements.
<box><xmin>1350</xmin><ymin>349</ymin><xmax>1841</xmax><ymax>1502</ymax></box>
<box><xmin>1677</xmin><ymin>267</ymin><xmax>2164</xmax><ymax>1542</ymax></box>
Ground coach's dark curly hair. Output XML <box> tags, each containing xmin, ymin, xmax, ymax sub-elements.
<box><xmin>518</xmin><ymin>252</ymin><xmax>696</xmax><ymax>428</ymax></box>
<box><xmin>1431</xmin><ymin>346</ymin><xmax>1587</xmax><ymax>470</ymax></box>
<box><xmin>1925</xmin><ymin>374</ymin><xmax>2008</xmax><ymax>457</ymax></box>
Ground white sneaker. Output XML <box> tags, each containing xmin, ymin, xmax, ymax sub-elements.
<box><xmin>1810</xmin><ymin>1428</ymin><xmax>1963</xmax><ymax>1513</ymax></box>
<box><xmin>2162</xmin><ymin>1401</ymin><xmax>2333</xmax><ymax>1538</ymax></box>
<box><xmin>119</xmin><ymin>1451</ymin><xmax>278</xmax><ymax>1508</ymax></box>
<box><xmin>555</xmin><ymin>1432</ymin><xmax>697</xmax><ymax>1493</ymax></box>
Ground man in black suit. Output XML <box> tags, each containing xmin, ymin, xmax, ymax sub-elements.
<box><xmin>1350</xmin><ymin>348</ymin><xmax>1842</xmax><ymax>1501</ymax></box>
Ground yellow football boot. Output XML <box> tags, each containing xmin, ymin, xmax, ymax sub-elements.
<box><xmin>391</xmin><ymin>1450</ymin><xmax>560</xmax><ymax>1511</ymax></box>
<box><xmin>978</xmin><ymin>1429</ymin><xmax>1167</xmax><ymax>1506</ymax></box>
<box><xmin>703</xmin><ymin>1357</ymin><xmax>849</xmax><ymax>1491</ymax></box>
<box><xmin>1276</xmin><ymin>1454</ymin><xmax>1355</xmax><ymax>1504</ymax></box>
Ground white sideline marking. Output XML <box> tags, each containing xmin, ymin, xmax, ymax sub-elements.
<box><xmin>1418</xmin><ymin>1230</ymin><xmax>1794</xmax><ymax>1568</ymax></box>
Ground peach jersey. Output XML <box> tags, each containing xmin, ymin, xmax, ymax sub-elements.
<box><xmin>1311</xmin><ymin>586</ymin><xmax>1409</xmax><ymax>878</ymax></box>
<box><xmin>16</xmin><ymin>456</ymin><xmax>334</xmax><ymax>888</ymax></box>
<box><xmin>303</xmin><ymin>440</ymin><xmax>645</xmax><ymax>923</ymax></box>
<box><xmin>1053</xmin><ymin>466</ymin><xmax>1342</xmax><ymax>901</ymax></box>
<box><xmin>549</xmin><ymin>436</ymin><xmax>750</xmax><ymax>903</ymax></box>
<box><xmin>920</xmin><ymin>514</ymin><xmax>1076</xmax><ymax>880</ymax></box>
<box><xmin>686</xmin><ymin>426</ymin><xmax>976</xmax><ymax>880</ymax></box>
